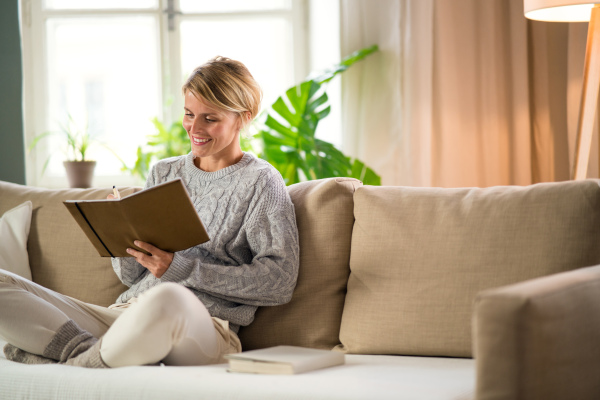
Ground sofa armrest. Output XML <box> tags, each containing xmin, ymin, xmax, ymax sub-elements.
<box><xmin>473</xmin><ymin>265</ymin><xmax>600</xmax><ymax>400</ymax></box>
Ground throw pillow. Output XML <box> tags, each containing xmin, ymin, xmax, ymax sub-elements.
<box><xmin>338</xmin><ymin>180</ymin><xmax>600</xmax><ymax>358</ymax></box>
<box><xmin>238</xmin><ymin>178</ymin><xmax>362</xmax><ymax>350</ymax></box>
<box><xmin>0</xmin><ymin>201</ymin><xmax>33</xmax><ymax>280</ymax></box>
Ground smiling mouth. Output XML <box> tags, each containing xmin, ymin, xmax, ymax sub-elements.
<box><xmin>192</xmin><ymin>137</ymin><xmax>212</xmax><ymax>145</ymax></box>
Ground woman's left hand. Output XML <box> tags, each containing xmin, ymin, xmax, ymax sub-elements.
<box><xmin>127</xmin><ymin>240</ymin><xmax>174</xmax><ymax>279</ymax></box>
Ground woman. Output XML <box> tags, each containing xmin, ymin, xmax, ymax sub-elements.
<box><xmin>0</xmin><ymin>56</ymin><xmax>299</xmax><ymax>368</ymax></box>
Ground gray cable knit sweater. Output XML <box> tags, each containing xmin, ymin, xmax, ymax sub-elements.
<box><xmin>111</xmin><ymin>152</ymin><xmax>299</xmax><ymax>333</ymax></box>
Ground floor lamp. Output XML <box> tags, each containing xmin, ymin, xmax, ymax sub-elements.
<box><xmin>525</xmin><ymin>0</ymin><xmax>600</xmax><ymax>180</ymax></box>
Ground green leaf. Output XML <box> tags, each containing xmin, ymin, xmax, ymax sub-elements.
<box><xmin>261</xmin><ymin>131</ymin><xmax>297</xmax><ymax>147</ymax></box>
<box><xmin>307</xmin><ymin>92</ymin><xmax>328</xmax><ymax>114</ymax></box>
<box><xmin>361</xmin><ymin>167</ymin><xmax>381</xmax><ymax>186</ymax></box>
<box><xmin>264</xmin><ymin>115</ymin><xmax>298</xmax><ymax>140</ymax></box>
<box><xmin>27</xmin><ymin>131</ymin><xmax>55</xmax><ymax>152</ymax></box>
<box><xmin>309</xmin><ymin>44</ymin><xmax>379</xmax><ymax>85</ymax></box>
<box><xmin>351</xmin><ymin>159</ymin><xmax>365</xmax><ymax>180</ymax></box>
<box><xmin>263</xmin><ymin>145</ymin><xmax>290</xmax><ymax>165</ymax></box>
<box><xmin>271</xmin><ymin>97</ymin><xmax>301</xmax><ymax>127</ymax></box>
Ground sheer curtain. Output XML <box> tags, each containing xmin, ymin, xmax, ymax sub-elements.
<box><xmin>340</xmin><ymin>0</ymin><xmax>413</xmax><ymax>186</ymax></box>
<box><xmin>340</xmin><ymin>0</ymin><xmax>592</xmax><ymax>187</ymax></box>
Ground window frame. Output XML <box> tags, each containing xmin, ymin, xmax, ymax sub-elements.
<box><xmin>21</xmin><ymin>0</ymin><xmax>309</xmax><ymax>188</ymax></box>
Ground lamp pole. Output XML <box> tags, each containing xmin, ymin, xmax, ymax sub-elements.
<box><xmin>573</xmin><ymin>4</ymin><xmax>600</xmax><ymax>179</ymax></box>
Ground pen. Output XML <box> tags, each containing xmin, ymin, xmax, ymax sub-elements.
<box><xmin>112</xmin><ymin>185</ymin><xmax>121</xmax><ymax>200</ymax></box>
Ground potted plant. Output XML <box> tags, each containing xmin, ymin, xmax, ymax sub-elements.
<box><xmin>29</xmin><ymin>114</ymin><xmax>99</xmax><ymax>188</ymax></box>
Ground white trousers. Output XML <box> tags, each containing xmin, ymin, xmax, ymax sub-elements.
<box><xmin>0</xmin><ymin>269</ymin><xmax>241</xmax><ymax>367</ymax></box>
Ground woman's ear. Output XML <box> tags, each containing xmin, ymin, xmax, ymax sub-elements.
<box><xmin>239</xmin><ymin>111</ymin><xmax>252</xmax><ymax>131</ymax></box>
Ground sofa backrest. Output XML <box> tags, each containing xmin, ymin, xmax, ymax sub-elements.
<box><xmin>336</xmin><ymin>179</ymin><xmax>600</xmax><ymax>358</ymax></box>
<box><xmin>238</xmin><ymin>178</ymin><xmax>362</xmax><ymax>350</ymax></box>
<box><xmin>8</xmin><ymin>177</ymin><xmax>597</xmax><ymax>358</ymax></box>
<box><xmin>0</xmin><ymin>181</ymin><xmax>140</xmax><ymax>307</ymax></box>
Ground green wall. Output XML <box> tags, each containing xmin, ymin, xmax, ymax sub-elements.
<box><xmin>0</xmin><ymin>0</ymin><xmax>26</xmax><ymax>185</ymax></box>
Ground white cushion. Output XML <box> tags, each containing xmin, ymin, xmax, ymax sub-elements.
<box><xmin>0</xmin><ymin>201</ymin><xmax>33</xmax><ymax>280</ymax></box>
<box><xmin>0</xmin><ymin>338</ymin><xmax>475</xmax><ymax>400</ymax></box>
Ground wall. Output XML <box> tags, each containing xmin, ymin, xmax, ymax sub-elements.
<box><xmin>0</xmin><ymin>0</ymin><xmax>25</xmax><ymax>185</ymax></box>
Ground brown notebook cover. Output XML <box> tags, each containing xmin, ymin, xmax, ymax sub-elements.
<box><xmin>64</xmin><ymin>178</ymin><xmax>209</xmax><ymax>257</ymax></box>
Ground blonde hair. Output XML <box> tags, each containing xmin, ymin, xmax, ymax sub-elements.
<box><xmin>182</xmin><ymin>56</ymin><xmax>262</xmax><ymax>129</ymax></box>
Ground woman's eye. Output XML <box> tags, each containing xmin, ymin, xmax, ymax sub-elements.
<box><xmin>206</xmin><ymin>118</ymin><xmax>216</xmax><ymax>123</ymax></box>
<box><xmin>184</xmin><ymin>113</ymin><xmax>193</xmax><ymax>117</ymax></box>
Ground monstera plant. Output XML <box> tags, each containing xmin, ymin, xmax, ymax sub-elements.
<box><xmin>249</xmin><ymin>44</ymin><xmax>380</xmax><ymax>185</ymax></box>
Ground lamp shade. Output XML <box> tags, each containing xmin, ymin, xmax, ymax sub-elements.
<box><xmin>524</xmin><ymin>0</ymin><xmax>598</xmax><ymax>21</ymax></box>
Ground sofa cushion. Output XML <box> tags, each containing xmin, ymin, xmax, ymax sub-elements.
<box><xmin>0</xmin><ymin>339</ymin><xmax>476</xmax><ymax>400</ymax></box>
<box><xmin>337</xmin><ymin>180</ymin><xmax>600</xmax><ymax>357</ymax></box>
<box><xmin>0</xmin><ymin>181</ymin><xmax>140</xmax><ymax>307</ymax></box>
<box><xmin>238</xmin><ymin>178</ymin><xmax>362</xmax><ymax>350</ymax></box>
<box><xmin>0</xmin><ymin>201</ymin><xmax>33</xmax><ymax>280</ymax></box>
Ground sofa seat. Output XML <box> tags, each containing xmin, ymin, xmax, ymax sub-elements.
<box><xmin>0</xmin><ymin>339</ymin><xmax>475</xmax><ymax>400</ymax></box>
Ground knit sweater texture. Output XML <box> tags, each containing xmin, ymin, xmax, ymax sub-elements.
<box><xmin>111</xmin><ymin>152</ymin><xmax>299</xmax><ymax>333</ymax></box>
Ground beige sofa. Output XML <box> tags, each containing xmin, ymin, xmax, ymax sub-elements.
<box><xmin>1</xmin><ymin>177</ymin><xmax>600</xmax><ymax>400</ymax></box>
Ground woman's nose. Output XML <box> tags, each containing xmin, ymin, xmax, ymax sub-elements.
<box><xmin>189</xmin><ymin>118</ymin><xmax>202</xmax><ymax>133</ymax></box>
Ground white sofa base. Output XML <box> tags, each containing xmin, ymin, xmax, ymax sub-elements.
<box><xmin>0</xmin><ymin>339</ymin><xmax>474</xmax><ymax>400</ymax></box>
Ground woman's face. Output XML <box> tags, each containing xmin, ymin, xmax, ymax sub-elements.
<box><xmin>182</xmin><ymin>90</ymin><xmax>243</xmax><ymax>168</ymax></box>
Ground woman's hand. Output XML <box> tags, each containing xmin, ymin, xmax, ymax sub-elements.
<box><xmin>127</xmin><ymin>240</ymin><xmax>174</xmax><ymax>279</ymax></box>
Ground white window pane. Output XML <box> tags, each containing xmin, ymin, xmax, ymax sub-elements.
<box><xmin>180</xmin><ymin>18</ymin><xmax>294</xmax><ymax>114</ymax></box>
<box><xmin>180</xmin><ymin>0</ymin><xmax>291</xmax><ymax>13</ymax></box>
<box><xmin>44</xmin><ymin>0</ymin><xmax>157</xmax><ymax>10</ymax></box>
<box><xmin>45</xmin><ymin>17</ymin><xmax>160</xmax><ymax>177</ymax></box>
<box><xmin>309</xmin><ymin>0</ymin><xmax>341</xmax><ymax>148</ymax></box>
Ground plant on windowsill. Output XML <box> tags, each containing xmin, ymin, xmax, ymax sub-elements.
<box><xmin>29</xmin><ymin>114</ymin><xmax>100</xmax><ymax>188</ymax></box>
<box><xmin>125</xmin><ymin>45</ymin><xmax>381</xmax><ymax>186</ymax></box>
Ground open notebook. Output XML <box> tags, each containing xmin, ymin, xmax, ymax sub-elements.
<box><xmin>64</xmin><ymin>178</ymin><xmax>209</xmax><ymax>257</ymax></box>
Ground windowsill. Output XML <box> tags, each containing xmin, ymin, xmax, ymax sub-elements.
<box><xmin>27</xmin><ymin>173</ymin><xmax>145</xmax><ymax>189</ymax></box>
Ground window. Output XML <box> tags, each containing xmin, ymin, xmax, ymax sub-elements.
<box><xmin>22</xmin><ymin>0</ymin><xmax>341</xmax><ymax>188</ymax></box>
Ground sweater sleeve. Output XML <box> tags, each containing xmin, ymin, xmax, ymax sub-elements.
<box><xmin>110</xmin><ymin>166</ymin><xmax>158</xmax><ymax>287</ymax></box>
<box><xmin>159</xmin><ymin>174</ymin><xmax>300</xmax><ymax>307</ymax></box>
<box><xmin>111</xmin><ymin>256</ymin><xmax>147</xmax><ymax>287</ymax></box>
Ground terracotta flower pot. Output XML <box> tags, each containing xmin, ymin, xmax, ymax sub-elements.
<box><xmin>63</xmin><ymin>161</ymin><xmax>96</xmax><ymax>188</ymax></box>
